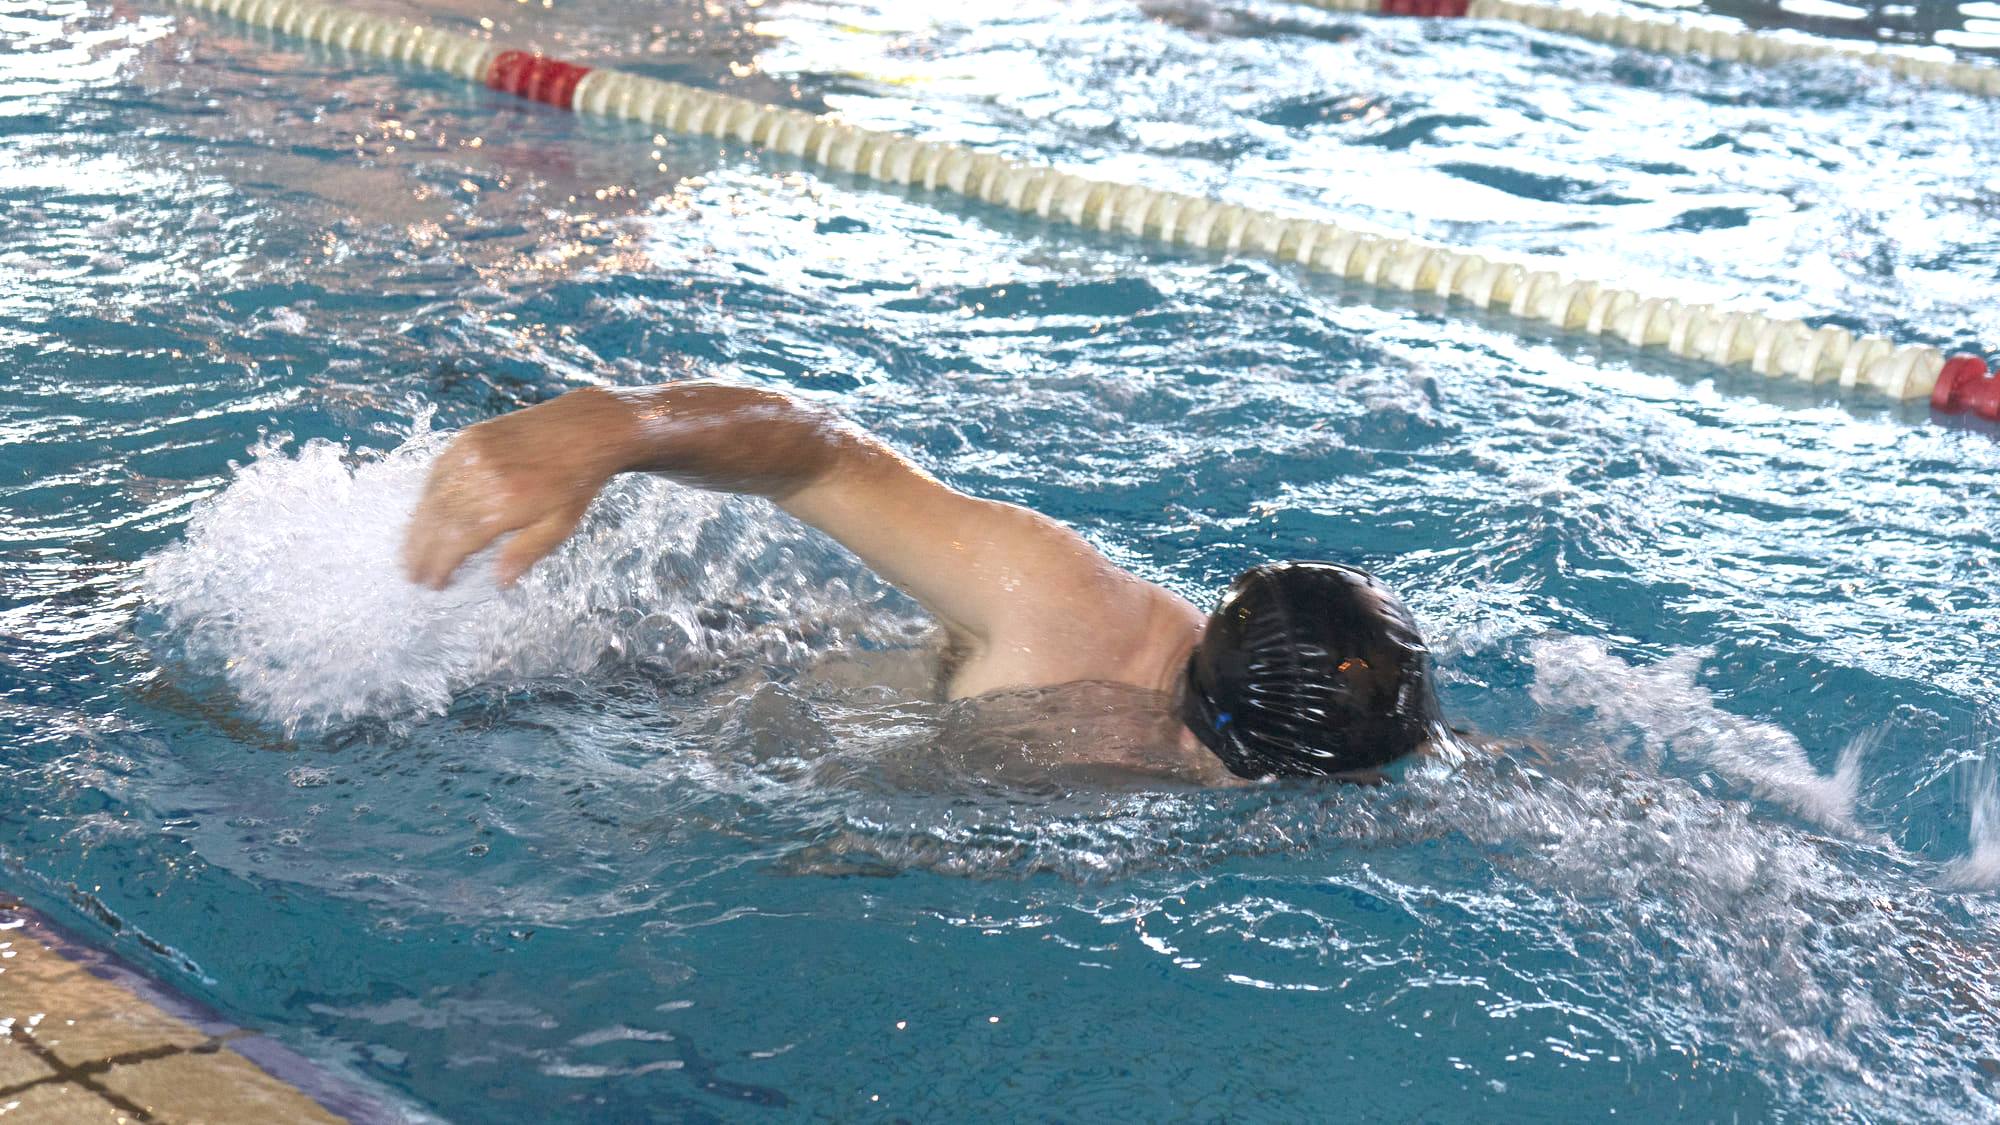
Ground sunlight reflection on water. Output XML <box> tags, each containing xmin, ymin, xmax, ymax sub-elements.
<box><xmin>5</xmin><ymin>0</ymin><xmax>2000</xmax><ymax>1119</ymax></box>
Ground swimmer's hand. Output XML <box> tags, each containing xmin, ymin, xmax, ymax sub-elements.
<box><xmin>402</xmin><ymin>388</ymin><xmax>634</xmax><ymax>589</ymax></box>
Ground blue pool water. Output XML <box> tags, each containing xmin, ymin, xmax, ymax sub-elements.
<box><xmin>8</xmin><ymin>0</ymin><xmax>2000</xmax><ymax>1119</ymax></box>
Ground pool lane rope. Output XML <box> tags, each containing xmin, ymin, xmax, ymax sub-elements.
<box><xmin>168</xmin><ymin>0</ymin><xmax>2000</xmax><ymax>421</ymax></box>
<box><xmin>1322</xmin><ymin>0</ymin><xmax>2000</xmax><ymax>98</ymax></box>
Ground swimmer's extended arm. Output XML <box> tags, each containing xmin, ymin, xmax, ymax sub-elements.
<box><xmin>402</xmin><ymin>384</ymin><xmax>1167</xmax><ymax>659</ymax></box>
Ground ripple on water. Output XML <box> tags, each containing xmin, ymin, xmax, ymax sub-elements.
<box><xmin>7</xmin><ymin>0</ymin><xmax>2000</xmax><ymax>1119</ymax></box>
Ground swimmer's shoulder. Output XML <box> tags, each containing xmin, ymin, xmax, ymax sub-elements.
<box><xmin>945</xmin><ymin>579</ymin><xmax>1200</xmax><ymax>700</ymax></box>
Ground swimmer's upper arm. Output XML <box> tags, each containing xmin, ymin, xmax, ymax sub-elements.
<box><xmin>778</xmin><ymin>452</ymin><xmax>1144</xmax><ymax>653</ymax></box>
<box><xmin>402</xmin><ymin>379</ymin><xmax>1152</xmax><ymax>658</ymax></box>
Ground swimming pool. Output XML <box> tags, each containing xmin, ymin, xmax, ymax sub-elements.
<box><xmin>8</xmin><ymin>0</ymin><xmax>2000</xmax><ymax>1118</ymax></box>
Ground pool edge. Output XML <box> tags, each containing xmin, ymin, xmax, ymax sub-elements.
<box><xmin>0</xmin><ymin>889</ymin><xmax>415</xmax><ymax>1124</ymax></box>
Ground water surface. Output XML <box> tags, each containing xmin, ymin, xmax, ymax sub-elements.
<box><xmin>6</xmin><ymin>0</ymin><xmax>2000</xmax><ymax>1119</ymax></box>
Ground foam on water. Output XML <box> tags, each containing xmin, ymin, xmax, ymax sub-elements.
<box><xmin>763</xmin><ymin>738</ymin><xmax>1949</xmax><ymax>1103</ymax></box>
<box><xmin>15</xmin><ymin>0</ymin><xmax>2000</xmax><ymax>1118</ymax></box>
<box><xmin>1944</xmin><ymin>764</ymin><xmax>2000</xmax><ymax>890</ymax></box>
<box><xmin>139</xmin><ymin>417</ymin><xmax>917</xmax><ymax>734</ymax></box>
<box><xmin>120</xmin><ymin>438</ymin><xmax>2000</xmax><ymax>1117</ymax></box>
<box><xmin>1528</xmin><ymin>635</ymin><xmax>1872</xmax><ymax>834</ymax></box>
<box><xmin>703</xmin><ymin>635</ymin><xmax>1999</xmax><ymax>1110</ymax></box>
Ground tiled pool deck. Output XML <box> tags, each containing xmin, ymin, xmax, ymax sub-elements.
<box><xmin>0</xmin><ymin>896</ymin><xmax>350</xmax><ymax>1122</ymax></box>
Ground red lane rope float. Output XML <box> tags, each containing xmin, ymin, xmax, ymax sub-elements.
<box><xmin>1932</xmin><ymin>354</ymin><xmax>2000</xmax><ymax>421</ymax></box>
<box><xmin>167</xmin><ymin>0</ymin><xmax>2000</xmax><ymax>426</ymax></box>
<box><xmin>486</xmin><ymin>50</ymin><xmax>592</xmax><ymax>109</ymax></box>
<box><xmin>1379</xmin><ymin>0</ymin><xmax>1469</xmax><ymax>17</ymax></box>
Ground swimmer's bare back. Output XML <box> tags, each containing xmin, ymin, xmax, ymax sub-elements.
<box><xmin>401</xmin><ymin>383</ymin><xmax>1226</xmax><ymax>776</ymax></box>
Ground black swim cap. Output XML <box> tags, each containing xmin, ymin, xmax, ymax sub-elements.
<box><xmin>1180</xmin><ymin>562</ymin><xmax>1441</xmax><ymax>780</ymax></box>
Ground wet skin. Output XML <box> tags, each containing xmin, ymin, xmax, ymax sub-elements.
<box><xmin>400</xmin><ymin>382</ymin><xmax>1241</xmax><ymax>785</ymax></box>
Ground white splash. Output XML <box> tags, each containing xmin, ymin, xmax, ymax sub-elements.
<box><xmin>1528</xmin><ymin>635</ymin><xmax>1871</xmax><ymax>834</ymax></box>
<box><xmin>1942</xmin><ymin>764</ymin><xmax>2000</xmax><ymax>890</ymax></box>
<box><xmin>141</xmin><ymin>416</ymin><xmax>909</xmax><ymax>733</ymax></box>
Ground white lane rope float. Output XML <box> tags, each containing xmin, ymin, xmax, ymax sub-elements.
<box><xmin>165</xmin><ymin>0</ymin><xmax>2000</xmax><ymax>422</ymax></box>
<box><xmin>1304</xmin><ymin>0</ymin><xmax>2000</xmax><ymax>98</ymax></box>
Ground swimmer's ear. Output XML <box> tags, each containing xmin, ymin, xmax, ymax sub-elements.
<box><xmin>493</xmin><ymin>508</ymin><xmax>585</xmax><ymax>587</ymax></box>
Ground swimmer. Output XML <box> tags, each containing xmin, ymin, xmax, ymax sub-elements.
<box><xmin>401</xmin><ymin>382</ymin><xmax>1452</xmax><ymax>786</ymax></box>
